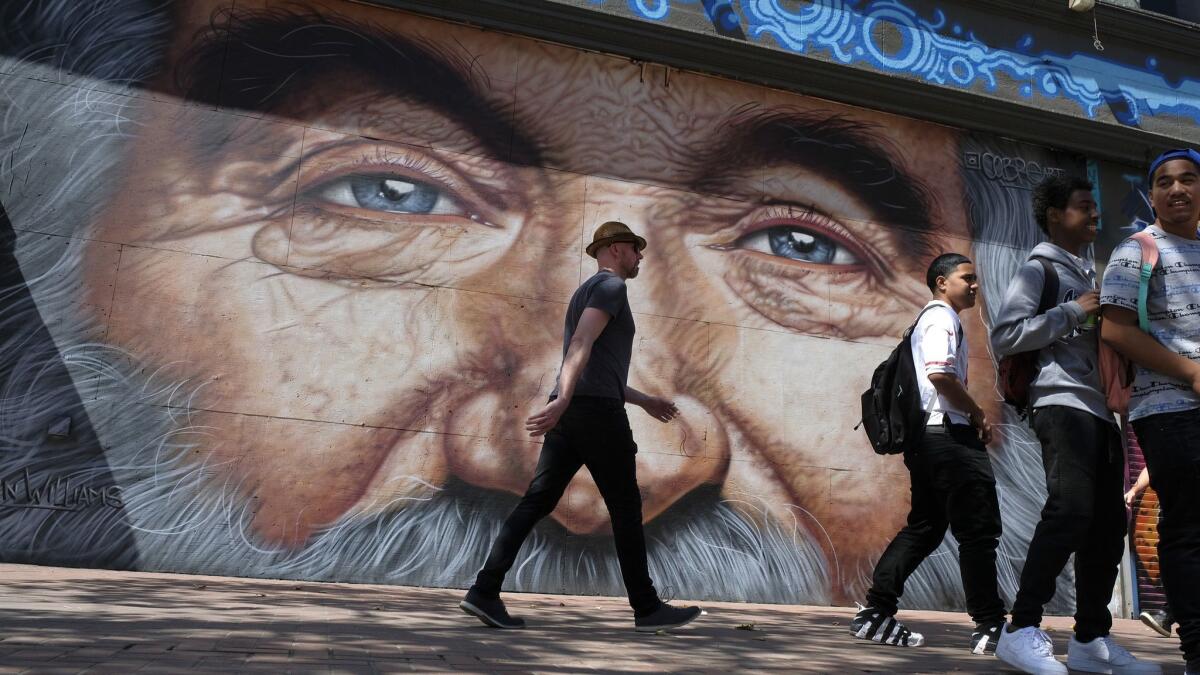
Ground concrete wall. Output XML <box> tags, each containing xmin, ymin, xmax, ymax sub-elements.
<box><xmin>0</xmin><ymin>0</ymin><xmax>1155</xmax><ymax>612</ymax></box>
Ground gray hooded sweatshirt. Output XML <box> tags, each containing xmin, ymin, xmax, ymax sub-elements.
<box><xmin>990</xmin><ymin>242</ymin><xmax>1109</xmax><ymax>421</ymax></box>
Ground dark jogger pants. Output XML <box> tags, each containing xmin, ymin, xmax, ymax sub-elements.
<box><xmin>866</xmin><ymin>422</ymin><xmax>1006</xmax><ymax>625</ymax></box>
<box><xmin>1010</xmin><ymin>405</ymin><xmax>1126</xmax><ymax>640</ymax></box>
<box><xmin>472</xmin><ymin>396</ymin><xmax>661</xmax><ymax>616</ymax></box>
<box><xmin>1133</xmin><ymin>408</ymin><xmax>1200</xmax><ymax>672</ymax></box>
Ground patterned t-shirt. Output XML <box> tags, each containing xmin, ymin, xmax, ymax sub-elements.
<box><xmin>1100</xmin><ymin>224</ymin><xmax>1200</xmax><ymax>420</ymax></box>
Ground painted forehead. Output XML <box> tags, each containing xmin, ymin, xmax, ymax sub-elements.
<box><xmin>175</xmin><ymin>6</ymin><xmax>946</xmax><ymax>237</ymax></box>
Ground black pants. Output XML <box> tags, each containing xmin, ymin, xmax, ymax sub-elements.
<box><xmin>472</xmin><ymin>396</ymin><xmax>660</xmax><ymax>616</ymax></box>
<box><xmin>866</xmin><ymin>422</ymin><xmax>1006</xmax><ymax>625</ymax></box>
<box><xmin>1133</xmin><ymin>408</ymin><xmax>1200</xmax><ymax>671</ymax></box>
<box><xmin>1010</xmin><ymin>406</ymin><xmax>1125</xmax><ymax>640</ymax></box>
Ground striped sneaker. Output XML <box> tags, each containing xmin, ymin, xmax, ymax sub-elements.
<box><xmin>971</xmin><ymin>621</ymin><xmax>1004</xmax><ymax>654</ymax></box>
<box><xmin>850</xmin><ymin>605</ymin><xmax>925</xmax><ymax>647</ymax></box>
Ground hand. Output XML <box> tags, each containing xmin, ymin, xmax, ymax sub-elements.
<box><xmin>525</xmin><ymin>398</ymin><xmax>569</xmax><ymax>437</ymax></box>
<box><xmin>969</xmin><ymin>409</ymin><xmax>994</xmax><ymax>445</ymax></box>
<box><xmin>1190</xmin><ymin>366</ymin><xmax>1200</xmax><ymax>397</ymax></box>
<box><xmin>1124</xmin><ymin>488</ymin><xmax>1138</xmax><ymax>508</ymax></box>
<box><xmin>639</xmin><ymin>396</ymin><xmax>680</xmax><ymax>423</ymax></box>
<box><xmin>1075</xmin><ymin>290</ymin><xmax>1100</xmax><ymax>317</ymax></box>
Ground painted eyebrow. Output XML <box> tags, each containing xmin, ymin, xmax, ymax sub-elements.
<box><xmin>689</xmin><ymin>109</ymin><xmax>939</xmax><ymax>263</ymax></box>
<box><xmin>176</xmin><ymin>7</ymin><xmax>541</xmax><ymax>166</ymax></box>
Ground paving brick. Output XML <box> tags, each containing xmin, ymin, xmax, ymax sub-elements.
<box><xmin>0</xmin><ymin>562</ymin><xmax>1185</xmax><ymax>674</ymax></box>
<box><xmin>78</xmin><ymin>658</ymin><xmax>153</xmax><ymax>674</ymax></box>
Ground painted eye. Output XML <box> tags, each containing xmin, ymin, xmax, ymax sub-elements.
<box><xmin>738</xmin><ymin>226</ymin><xmax>860</xmax><ymax>265</ymax></box>
<box><xmin>315</xmin><ymin>174</ymin><xmax>464</xmax><ymax>215</ymax></box>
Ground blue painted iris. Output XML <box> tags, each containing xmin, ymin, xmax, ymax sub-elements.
<box><xmin>349</xmin><ymin>175</ymin><xmax>440</xmax><ymax>213</ymax></box>
<box><xmin>767</xmin><ymin>226</ymin><xmax>838</xmax><ymax>264</ymax></box>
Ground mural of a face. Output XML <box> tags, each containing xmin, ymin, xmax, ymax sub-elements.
<box><xmin>8</xmin><ymin>0</ymin><xmax>1009</xmax><ymax>605</ymax></box>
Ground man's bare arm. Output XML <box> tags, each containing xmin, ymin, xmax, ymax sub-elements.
<box><xmin>1125</xmin><ymin>467</ymin><xmax>1151</xmax><ymax>507</ymax></box>
<box><xmin>927</xmin><ymin>372</ymin><xmax>993</xmax><ymax>444</ymax></box>
<box><xmin>525</xmin><ymin>307</ymin><xmax>610</xmax><ymax>436</ymax></box>
<box><xmin>1101</xmin><ymin>306</ymin><xmax>1200</xmax><ymax>395</ymax></box>
<box><xmin>625</xmin><ymin>384</ymin><xmax>680</xmax><ymax>423</ymax></box>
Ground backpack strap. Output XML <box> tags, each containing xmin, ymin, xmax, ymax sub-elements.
<box><xmin>1130</xmin><ymin>230</ymin><xmax>1159</xmax><ymax>332</ymax></box>
<box><xmin>1031</xmin><ymin>256</ymin><xmax>1060</xmax><ymax>317</ymax></box>
<box><xmin>908</xmin><ymin>303</ymin><xmax>963</xmax><ymax>348</ymax></box>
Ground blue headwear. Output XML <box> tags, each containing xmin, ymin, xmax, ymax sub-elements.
<box><xmin>1148</xmin><ymin>148</ymin><xmax>1200</xmax><ymax>185</ymax></box>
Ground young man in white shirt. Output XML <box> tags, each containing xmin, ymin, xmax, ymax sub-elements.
<box><xmin>1101</xmin><ymin>148</ymin><xmax>1200</xmax><ymax>675</ymax></box>
<box><xmin>851</xmin><ymin>253</ymin><xmax>1006</xmax><ymax>653</ymax></box>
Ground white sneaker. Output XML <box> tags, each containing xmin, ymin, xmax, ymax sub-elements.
<box><xmin>1066</xmin><ymin>635</ymin><xmax>1162</xmax><ymax>674</ymax></box>
<box><xmin>995</xmin><ymin>625</ymin><xmax>1067</xmax><ymax>675</ymax></box>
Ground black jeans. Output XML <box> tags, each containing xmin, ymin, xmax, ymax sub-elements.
<box><xmin>472</xmin><ymin>396</ymin><xmax>660</xmax><ymax>616</ymax></box>
<box><xmin>866</xmin><ymin>422</ymin><xmax>1006</xmax><ymax>625</ymax></box>
<box><xmin>1132</xmin><ymin>408</ymin><xmax>1200</xmax><ymax>671</ymax></box>
<box><xmin>1010</xmin><ymin>406</ymin><xmax>1125</xmax><ymax>640</ymax></box>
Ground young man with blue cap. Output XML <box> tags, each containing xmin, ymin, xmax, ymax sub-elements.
<box><xmin>1101</xmin><ymin>148</ymin><xmax>1200</xmax><ymax>675</ymax></box>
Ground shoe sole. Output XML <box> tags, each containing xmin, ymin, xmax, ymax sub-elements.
<box><xmin>995</xmin><ymin>649</ymin><xmax>1067</xmax><ymax>675</ymax></box>
<box><xmin>1067</xmin><ymin>655</ymin><xmax>1162</xmax><ymax>675</ymax></box>
<box><xmin>1139</xmin><ymin>613</ymin><xmax>1173</xmax><ymax>638</ymax></box>
<box><xmin>459</xmin><ymin>600</ymin><xmax>524</xmax><ymax>629</ymax></box>
<box><xmin>635</xmin><ymin>610</ymin><xmax>701</xmax><ymax>633</ymax></box>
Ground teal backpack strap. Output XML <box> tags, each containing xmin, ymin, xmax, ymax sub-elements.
<box><xmin>1132</xmin><ymin>231</ymin><xmax>1160</xmax><ymax>332</ymax></box>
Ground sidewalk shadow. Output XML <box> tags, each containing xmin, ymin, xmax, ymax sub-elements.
<box><xmin>0</xmin><ymin>571</ymin><xmax>1184</xmax><ymax>673</ymax></box>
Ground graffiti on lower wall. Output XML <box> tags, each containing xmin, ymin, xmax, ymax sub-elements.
<box><xmin>1</xmin><ymin>469</ymin><xmax>124</xmax><ymax>512</ymax></box>
<box><xmin>0</xmin><ymin>0</ymin><xmax>1096</xmax><ymax>611</ymax></box>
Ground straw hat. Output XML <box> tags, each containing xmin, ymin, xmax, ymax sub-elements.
<box><xmin>585</xmin><ymin>221</ymin><xmax>647</xmax><ymax>258</ymax></box>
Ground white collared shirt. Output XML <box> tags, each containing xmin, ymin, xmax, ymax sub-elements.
<box><xmin>910</xmin><ymin>300</ymin><xmax>970</xmax><ymax>425</ymax></box>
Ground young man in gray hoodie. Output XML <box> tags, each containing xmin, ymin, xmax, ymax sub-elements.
<box><xmin>991</xmin><ymin>175</ymin><xmax>1159</xmax><ymax>675</ymax></box>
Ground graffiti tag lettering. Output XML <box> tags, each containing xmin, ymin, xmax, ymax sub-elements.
<box><xmin>0</xmin><ymin>468</ymin><xmax>124</xmax><ymax>511</ymax></box>
<box><xmin>963</xmin><ymin>151</ymin><xmax>1065</xmax><ymax>189</ymax></box>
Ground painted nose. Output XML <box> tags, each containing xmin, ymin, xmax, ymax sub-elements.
<box><xmin>443</xmin><ymin>390</ymin><xmax>725</xmax><ymax>534</ymax></box>
<box><xmin>439</xmin><ymin>374</ymin><xmax>720</xmax><ymax>533</ymax></box>
<box><xmin>557</xmin><ymin>394</ymin><xmax>726</xmax><ymax>533</ymax></box>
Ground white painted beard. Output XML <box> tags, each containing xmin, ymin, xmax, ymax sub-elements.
<box><xmin>0</xmin><ymin>309</ymin><xmax>997</xmax><ymax>610</ymax></box>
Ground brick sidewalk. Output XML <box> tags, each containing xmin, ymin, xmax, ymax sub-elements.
<box><xmin>0</xmin><ymin>563</ymin><xmax>1182</xmax><ymax>673</ymax></box>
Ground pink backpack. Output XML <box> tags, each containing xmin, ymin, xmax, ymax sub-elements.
<box><xmin>1098</xmin><ymin>230</ymin><xmax>1159</xmax><ymax>417</ymax></box>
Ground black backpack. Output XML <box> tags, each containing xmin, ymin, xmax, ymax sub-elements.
<box><xmin>996</xmin><ymin>257</ymin><xmax>1059</xmax><ymax>416</ymax></box>
<box><xmin>858</xmin><ymin>305</ymin><xmax>961</xmax><ymax>455</ymax></box>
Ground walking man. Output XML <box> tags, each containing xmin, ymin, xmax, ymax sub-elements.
<box><xmin>459</xmin><ymin>221</ymin><xmax>703</xmax><ymax>632</ymax></box>
<box><xmin>991</xmin><ymin>175</ymin><xmax>1159</xmax><ymax>675</ymax></box>
<box><xmin>1102</xmin><ymin>148</ymin><xmax>1200</xmax><ymax>675</ymax></box>
<box><xmin>851</xmin><ymin>253</ymin><xmax>1007</xmax><ymax>652</ymax></box>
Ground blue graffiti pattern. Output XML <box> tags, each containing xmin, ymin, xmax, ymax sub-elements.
<box><xmin>613</xmin><ymin>0</ymin><xmax>1200</xmax><ymax>128</ymax></box>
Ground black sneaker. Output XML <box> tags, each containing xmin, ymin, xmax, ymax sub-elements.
<box><xmin>1140</xmin><ymin>609</ymin><xmax>1174</xmax><ymax>637</ymax></box>
<box><xmin>849</xmin><ymin>605</ymin><xmax>925</xmax><ymax>647</ymax></box>
<box><xmin>459</xmin><ymin>588</ymin><xmax>525</xmax><ymax>629</ymax></box>
<box><xmin>971</xmin><ymin>621</ymin><xmax>1004</xmax><ymax>654</ymax></box>
<box><xmin>634</xmin><ymin>603</ymin><xmax>702</xmax><ymax>632</ymax></box>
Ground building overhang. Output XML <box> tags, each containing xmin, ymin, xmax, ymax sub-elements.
<box><xmin>364</xmin><ymin>0</ymin><xmax>1200</xmax><ymax>166</ymax></box>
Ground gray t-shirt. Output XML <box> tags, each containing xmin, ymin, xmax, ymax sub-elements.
<box><xmin>550</xmin><ymin>270</ymin><xmax>635</xmax><ymax>402</ymax></box>
<box><xmin>1100</xmin><ymin>224</ymin><xmax>1200</xmax><ymax>421</ymax></box>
